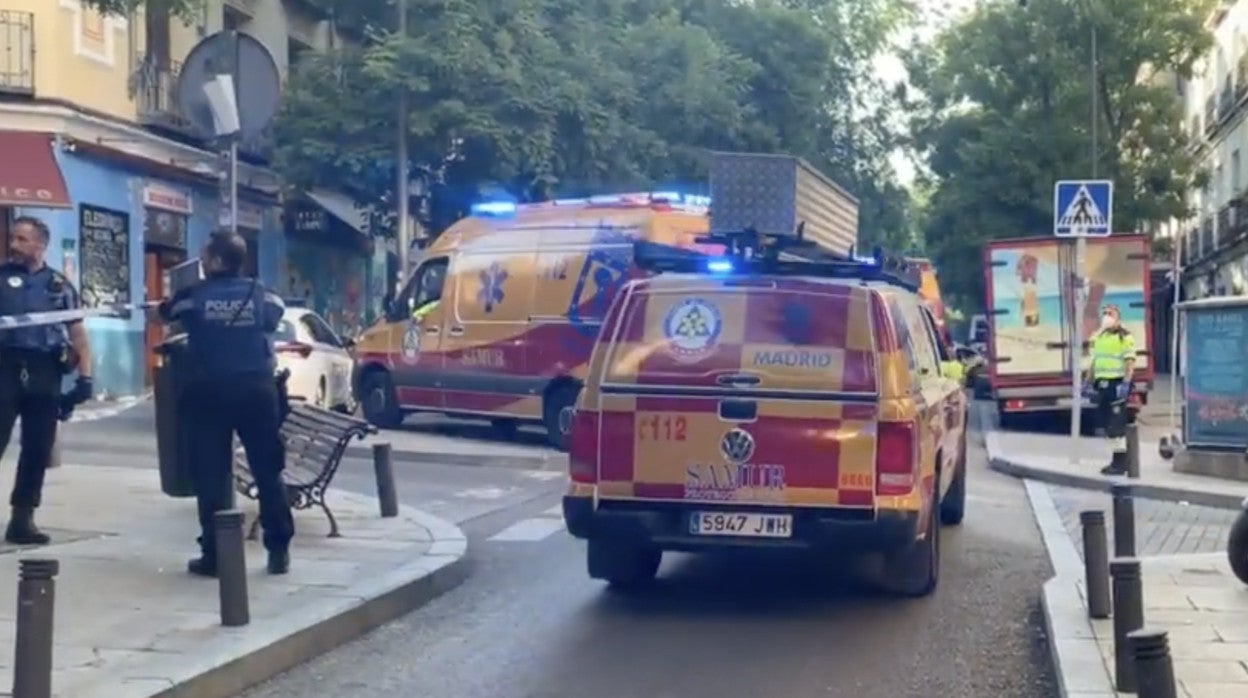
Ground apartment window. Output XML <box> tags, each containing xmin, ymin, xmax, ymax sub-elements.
<box><xmin>1228</xmin><ymin>149</ymin><xmax>1238</xmax><ymax>193</ymax></box>
<box><xmin>1216</xmin><ymin>164</ymin><xmax>1225</xmax><ymax>204</ymax></box>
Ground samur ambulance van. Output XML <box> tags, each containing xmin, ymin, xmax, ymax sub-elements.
<box><xmin>350</xmin><ymin>192</ymin><xmax>716</xmax><ymax>448</ymax></box>
<box><xmin>563</xmin><ymin>232</ymin><xmax>970</xmax><ymax>597</ymax></box>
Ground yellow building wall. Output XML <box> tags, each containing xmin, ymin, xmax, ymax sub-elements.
<box><xmin>21</xmin><ymin>0</ymin><xmax>342</xmax><ymax>127</ymax></box>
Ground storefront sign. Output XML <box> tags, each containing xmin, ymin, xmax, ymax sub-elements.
<box><xmin>219</xmin><ymin>202</ymin><xmax>266</xmax><ymax>231</ymax></box>
<box><xmin>0</xmin><ymin>187</ymin><xmax>61</xmax><ymax>205</ymax></box>
<box><xmin>142</xmin><ymin>184</ymin><xmax>192</xmax><ymax>214</ymax></box>
<box><xmin>1183</xmin><ymin>303</ymin><xmax>1248</xmax><ymax>448</ymax></box>
<box><xmin>79</xmin><ymin>204</ymin><xmax>131</xmax><ymax>308</ymax></box>
<box><xmin>292</xmin><ymin>208</ymin><xmax>326</xmax><ymax>232</ymax></box>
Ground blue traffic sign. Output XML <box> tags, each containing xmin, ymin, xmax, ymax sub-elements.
<box><xmin>1053</xmin><ymin>179</ymin><xmax>1113</xmax><ymax>237</ymax></box>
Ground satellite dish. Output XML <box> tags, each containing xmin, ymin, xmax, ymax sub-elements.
<box><xmin>175</xmin><ymin>30</ymin><xmax>281</xmax><ymax>142</ymax></box>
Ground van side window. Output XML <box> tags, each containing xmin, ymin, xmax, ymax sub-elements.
<box><xmin>920</xmin><ymin>307</ymin><xmax>951</xmax><ymax>363</ymax></box>
<box><xmin>396</xmin><ymin>257</ymin><xmax>449</xmax><ymax>317</ymax></box>
<box><xmin>897</xmin><ymin>296</ymin><xmax>941</xmax><ymax>378</ymax></box>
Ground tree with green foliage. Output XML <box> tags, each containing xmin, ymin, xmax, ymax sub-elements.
<box><xmin>907</xmin><ymin>0</ymin><xmax>1214</xmax><ymax>310</ymax></box>
<box><xmin>273</xmin><ymin>0</ymin><xmax>918</xmax><ymax>249</ymax></box>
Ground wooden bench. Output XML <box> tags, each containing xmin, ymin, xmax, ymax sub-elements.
<box><xmin>232</xmin><ymin>401</ymin><xmax>377</xmax><ymax>539</ymax></box>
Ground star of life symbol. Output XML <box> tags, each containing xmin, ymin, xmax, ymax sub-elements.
<box><xmin>478</xmin><ymin>262</ymin><xmax>508</xmax><ymax>312</ymax></box>
<box><xmin>663</xmin><ymin>298</ymin><xmax>722</xmax><ymax>360</ymax></box>
<box><xmin>400</xmin><ymin>321</ymin><xmax>421</xmax><ymax>364</ymax></box>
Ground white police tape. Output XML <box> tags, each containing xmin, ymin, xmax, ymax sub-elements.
<box><xmin>0</xmin><ymin>302</ymin><xmax>159</xmax><ymax>329</ymax></box>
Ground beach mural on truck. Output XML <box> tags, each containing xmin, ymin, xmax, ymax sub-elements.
<box><xmin>990</xmin><ymin>239</ymin><xmax>1148</xmax><ymax>377</ymax></box>
<box><xmin>989</xmin><ymin>243</ymin><xmax>1065</xmax><ymax>375</ymax></box>
<box><xmin>1078</xmin><ymin>239</ymin><xmax>1148</xmax><ymax>370</ymax></box>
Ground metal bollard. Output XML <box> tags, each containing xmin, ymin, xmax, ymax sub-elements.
<box><xmin>1111</xmin><ymin>558</ymin><xmax>1145</xmax><ymax>693</ymax></box>
<box><xmin>1126</xmin><ymin>422</ymin><xmax>1141</xmax><ymax>478</ymax></box>
<box><xmin>13</xmin><ymin>558</ymin><xmax>58</xmax><ymax>698</ymax></box>
<box><xmin>1079</xmin><ymin>510</ymin><xmax>1112</xmax><ymax>619</ymax></box>
<box><xmin>373</xmin><ymin>442</ymin><xmax>399</xmax><ymax>518</ymax></box>
<box><xmin>1129</xmin><ymin>628</ymin><xmax>1177</xmax><ymax>698</ymax></box>
<box><xmin>1112</xmin><ymin>484</ymin><xmax>1137</xmax><ymax>558</ymax></box>
<box><xmin>214</xmin><ymin>510</ymin><xmax>250</xmax><ymax>627</ymax></box>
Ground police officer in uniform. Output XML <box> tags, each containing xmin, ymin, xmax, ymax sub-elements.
<box><xmin>0</xmin><ymin>216</ymin><xmax>93</xmax><ymax>545</ymax></box>
<box><xmin>1086</xmin><ymin>304</ymin><xmax>1137</xmax><ymax>475</ymax></box>
<box><xmin>157</xmin><ymin>230</ymin><xmax>293</xmax><ymax>576</ymax></box>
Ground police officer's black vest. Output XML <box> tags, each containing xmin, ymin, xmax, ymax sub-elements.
<box><xmin>181</xmin><ymin>276</ymin><xmax>277</xmax><ymax>381</ymax></box>
<box><xmin>0</xmin><ymin>263</ymin><xmax>72</xmax><ymax>354</ymax></box>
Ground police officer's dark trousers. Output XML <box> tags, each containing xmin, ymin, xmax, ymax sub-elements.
<box><xmin>0</xmin><ymin>349</ymin><xmax>61</xmax><ymax>543</ymax></box>
<box><xmin>1094</xmin><ymin>377</ymin><xmax>1129</xmax><ymax>473</ymax></box>
<box><xmin>181</xmin><ymin>373</ymin><xmax>294</xmax><ymax>562</ymax></box>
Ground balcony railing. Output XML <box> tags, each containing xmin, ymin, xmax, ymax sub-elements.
<box><xmin>0</xmin><ymin>10</ymin><xmax>34</xmax><ymax>95</ymax></box>
<box><xmin>129</xmin><ymin>55</ymin><xmax>194</xmax><ymax>135</ymax></box>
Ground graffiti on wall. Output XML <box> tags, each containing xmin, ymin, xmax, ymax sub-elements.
<box><xmin>283</xmin><ymin>238</ymin><xmax>382</xmax><ymax>339</ymax></box>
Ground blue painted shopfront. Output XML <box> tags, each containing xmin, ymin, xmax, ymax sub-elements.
<box><xmin>14</xmin><ymin>146</ymin><xmax>281</xmax><ymax>398</ymax></box>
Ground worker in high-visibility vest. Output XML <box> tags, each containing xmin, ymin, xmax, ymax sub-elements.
<box><xmin>1086</xmin><ymin>304</ymin><xmax>1136</xmax><ymax>475</ymax></box>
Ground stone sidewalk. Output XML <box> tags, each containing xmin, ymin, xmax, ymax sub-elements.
<box><xmin>986</xmin><ymin>428</ymin><xmax>1248</xmax><ymax>509</ymax></box>
<box><xmin>0</xmin><ymin>465</ymin><xmax>468</xmax><ymax>698</ymax></box>
<box><xmin>1026</xmin><ymin>480</ymin><xmax>1248</xmax><ymax>697</ymax></box>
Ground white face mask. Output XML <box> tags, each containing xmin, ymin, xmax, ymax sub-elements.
<box><xmin>1101</xmin><ymin>314</ymin><xmax>1115</xmax><ymax>330</ymax></box>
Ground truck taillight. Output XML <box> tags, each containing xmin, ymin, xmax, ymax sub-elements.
<box><xmin>876</xmin><ymin>420</ymin><xmax>917</xmax><ymax>496</ymax></box>
<box><xmin>568</xmin><ymin>410</ymin><xmax>598</xmax><ymax>484</ymax></box>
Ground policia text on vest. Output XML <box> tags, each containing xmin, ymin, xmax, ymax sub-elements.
<box><xmin>156</xmin><ymin>231</ymin><xmax>295</xmax><ymax>578</ymax></box>
<box><xmin>0</xmin><ymin>216</ymin><xmax>94</xmax><ymax>546</ymax></box>
<box><xmin>1085</xmin><ymin>304</ymin><xmax>1136</xmax><ymax>476</ymax></box>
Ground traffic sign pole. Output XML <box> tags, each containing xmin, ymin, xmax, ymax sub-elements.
<box><xmin>1053</xmin><ymin>179</ymin><xmax>1113</xmax><ymax>466</ymax></box>
<box><xmin>1071</xmin><ymin>233</ymin><xmax>1086</xmax><ymax>465</ymax></box>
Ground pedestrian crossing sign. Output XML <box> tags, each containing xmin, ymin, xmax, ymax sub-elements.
<box><xmin>1053</xmin><ymin>179</ymin><xmax>1112</xmax><ymax>237</ymax></box>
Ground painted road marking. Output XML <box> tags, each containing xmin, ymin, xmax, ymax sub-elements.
<box><xmin>521</xmin><ymin>470</ymin><xmax>564</xmax><ymax>481</ymax></box>
<box><xmin>487</xmin><ymin>517</ymin><xmax>567</xmax><ymax>542</ymax></box>
<box><xmin>543</xmin><ymin>505</ymin><xmax>562</xmax><ymax>517</ymax></box>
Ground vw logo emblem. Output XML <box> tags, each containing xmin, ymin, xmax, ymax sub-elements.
<box><xmin>720</xmin><ymin>428</ymin><xmax>755</xmax><ymax>464</ymax></box>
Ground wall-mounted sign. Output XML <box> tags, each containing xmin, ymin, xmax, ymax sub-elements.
<box><xmin>220</xmin><ymin>201</ymin><xmax>266</xmax><ymax>231</ymax></box>
<box><xmin>292</xmin><ymin>208</ymin><xmax>326</xmax><ymax>232</ymax></box>
<box><xmin>0</xmin><ymin>187</ymin><xmax>61</xmax><ymax>205</ymax></box>
<box><xmin>79</xmin><ymin>204</ymin><xmax>131</xmax><ymax>308</ymax></box>
<box><xmin>142</xmin><ymin>183</ymin><xmax>192</xmax><ymax>214</ymax></box>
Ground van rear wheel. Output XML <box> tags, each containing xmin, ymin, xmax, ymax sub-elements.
<box><xmin>543</xmin><ymin>383</ymin><xmax>580</xmax><ymax>451</ymax></box>
<box><xmin>880</xmin><ymin>494</ymin><xmax>940</xmax><ymax>598</ymax></box>
<box><xmin>587</xmin><ymin>539</ymin><xmax>661</xmax><ymax>590</ymax></box>
<box><xmin>360</xmin><ymin>371</ymin><xmax>404</xmax><ymax>429</ymax></box>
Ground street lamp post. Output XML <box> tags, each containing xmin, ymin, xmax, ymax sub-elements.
<box><xmin>1020</xmin><ymin>0</ymin><xmax>1100</xmax><ymax>454</ymax></box>
<box><xmin>396</xmin><ymin>0</ymin><xmax>410</xmax><ymax>289</ymax></box>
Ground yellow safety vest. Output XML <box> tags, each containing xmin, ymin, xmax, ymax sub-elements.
<box><xmin>412</xmin><ymin>299</ymin><xmax>439</xmax><ymax>322</ymax></box>
<box><xmin>1090</xmin><ymin>330</ymin><xmax>1135</xmax><ymax>379</ymax></box>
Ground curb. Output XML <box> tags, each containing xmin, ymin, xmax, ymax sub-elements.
<box><xmin>343</xmin><ymin>443</ymin><xmax>559</xmax><ymax>470</ymax></box>
<box><xmin>985</xmin><ymin>431</ymin><xmax>1244</xmax><ymax>511</ymax></box>
<box><xmin>73</xmin><ymin>506</ymin><xmax>471</xmax><ymax>698</ymax></box>
<box><xmin>1023</xmin><ymin>480</ymin><xmax>1117</xmax><ymax>698</ymax></box>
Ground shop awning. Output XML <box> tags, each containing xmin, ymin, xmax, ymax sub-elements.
<box><xmin>0</xmin><ymin>132</ymin><xmax>71</xmax><ymax>209</ymax></box>
<box><xmin>306</xmin><ymin>189</ymin><xmax>370</xmax><ymax>236</ymax></box>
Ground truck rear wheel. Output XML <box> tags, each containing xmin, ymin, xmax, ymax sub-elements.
<box><xmin>880</xmin><ymin>492</ymin><xmax>941</xmax><ymax>597</ymax></box>
<box><xmin>587</xmin><ymin>539</ymin><xmax>661</xmax><ymax>590</ymax></box>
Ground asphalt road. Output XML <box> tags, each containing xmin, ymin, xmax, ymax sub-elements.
<box><xmin>228</xmin><ymin>411</ymin><xmax>1060</xmax><ymax>698</ymax></box>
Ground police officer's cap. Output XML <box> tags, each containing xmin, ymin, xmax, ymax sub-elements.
<box><xmin>205</xmin><ymin>230</ymin><xmax>247</xmax><ymax>273</ymax></box>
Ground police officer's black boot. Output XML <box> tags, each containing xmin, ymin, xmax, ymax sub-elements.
<box><xmin>187</xmin><ymin>556</ymin><xmax>217</xmax><ymax>577</ymax></box>
<box><xmin>187</xmin><ymin>536</ymin><xmax>217</xmax><ymax>577</ymax></box>
<box><xmin>1100</xmin><ymin>451</ymin><xmax>1127</xmax><ymax>476</ymax></box>
<box><xmin>4</xmin><ymin>507</ymin><xmax>50</xmax><ymax>546</ymax></box>
<box><xmin>267</xmin><ymin>548</ymin><xmax>289</xmax><ymax>575</ymax></box>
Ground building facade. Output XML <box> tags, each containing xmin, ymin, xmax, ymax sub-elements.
<box><xmin>1180</xmin><ymin>0</ymin><xmax>1248</xmax><ymax>301</ymax></box>
<box><xmin>0</xmin><ymin>0</ymin><xmax>384</xmax><ymax>398</ymax></box>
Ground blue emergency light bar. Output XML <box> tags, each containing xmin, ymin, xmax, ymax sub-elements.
<box><xmin>634</xmin><ymin>228</ymin><xmax>921</xmax><ymax>292</ymax></box>
<box><xmin>469</xmin><ymin>191</ymin><xmax>710</xmax><ymax>218</ymax></box>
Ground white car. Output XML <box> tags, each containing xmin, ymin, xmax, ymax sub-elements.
<box><xmin>271</xmin><ymin>306</ymin><xmax>355</xmax><ymax>411</ymax></box>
